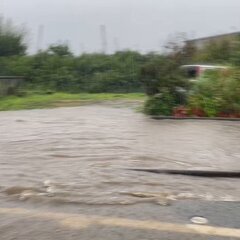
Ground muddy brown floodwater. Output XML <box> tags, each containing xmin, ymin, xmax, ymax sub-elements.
<box><xmin>0</xmin><ymin>103</ymin><xmax>240</xmax><ymax>206</ymax></box>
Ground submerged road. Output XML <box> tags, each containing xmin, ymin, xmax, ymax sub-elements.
<box><xmin>0</xmin><ymin>103</ymin><xmax>239</xmax><ymax>239</ymax></box>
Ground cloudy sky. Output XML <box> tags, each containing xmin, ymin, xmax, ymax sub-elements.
<box><xmin>2</xmin><ymin>0</ymin><xmax>240</xmax><ymax>54</ymax></box>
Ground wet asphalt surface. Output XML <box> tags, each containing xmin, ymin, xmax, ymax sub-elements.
<box><xmin>0</xmin><ymin>199</ymin><xmax>239</xmax><ymax>239</ymax></box>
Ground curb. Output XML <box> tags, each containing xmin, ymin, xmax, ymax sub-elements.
<box><xmin>152</xmin><ymin>116</ymin><xmax>240</xmax><ymax>121</ymax></box>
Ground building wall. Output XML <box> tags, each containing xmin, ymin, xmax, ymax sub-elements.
<box><xmin>187</xmin><ymin>32</ymin><xmax>240</xmax><ymax>50</ymax></box>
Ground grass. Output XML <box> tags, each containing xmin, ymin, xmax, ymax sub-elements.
<box><xmin>0</xmin><ymin>92</ymin><xmax>146</xmax><ymax>111</ymax></box>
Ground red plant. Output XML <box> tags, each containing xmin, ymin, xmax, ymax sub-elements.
<box><xmin>173</xmin><ymin>106</ymin><xmax>188</xmax><ymax>117</ymax></box>
<box><xmin>190</xmin><ymin>108</ymin><xmax>206</xmax><ymax>117</ymax></box>
<box><xmin>218</xmin><ymin>112</ymin><xmax>240</xmax><ymax>118</ymax></box>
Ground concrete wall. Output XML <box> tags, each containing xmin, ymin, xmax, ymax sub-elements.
<box><xmin>0</xmin><ymin>77</ymin><xmax>24</xmax><ymax>96</ymax></box>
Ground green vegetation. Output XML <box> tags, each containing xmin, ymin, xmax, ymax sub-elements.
<box><xmin>143</xmin><ymin>92</ymin><xmax>175</xmax><ymax>116</ymax></box>
<box><xmin>0</xmin><ymin>93</ymin><xmax>145</xmax><ymax>111</ymax></box>
<box><xmin>141</xmin><ymin>35</ymin><xmax>240</xmax><ymax>117</ymax></box>
<box><xmin>188</xmin><ymin>69</ymin><xmax>240</xmax><ymax>117</ymax></box>
<box><xmin>0</xmin><ymin>50</ymin><xmax>145</xmax><ymax>94</ymax></box>
<box><xmin>0</xmin><ymin>19</ymin><xmax>26</xmax><ymax>56</ymax></box>
<box><xmin>0</xmin><ymin>18</ymin><xmax>239</xmax><ymax>115</ymax></box>
<box><xmin>140</xmin><ymin>55</ymin><xmax>189</xmax><ymax>115</ymax></box>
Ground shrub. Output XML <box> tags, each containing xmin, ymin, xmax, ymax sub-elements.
<box><xmin>144</xmin><ymin>91</ymin><xmax>175</xmax><ymax>116</ymax></box>
<box><xmin>188</xmin><ymin>69</ymin><xmax>240</xmax><ymax>117</ymax></box>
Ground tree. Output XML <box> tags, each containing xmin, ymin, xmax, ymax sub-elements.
<box><xmin>48</xmin><ymin>44</ymin><xmax>72</xmax><ymax>56</ymax></box>
<box><xmin>140</xmin><ymin>55</ymin><xmax>188</xmax><ymax>96</ymax></box>
<box><xmin>163</xmin><ymin>33</ymin><xmax>197</xmax><ymax>65</ymax></box>
<box><xmin>0</xmin><ymin>19</ymin><xmax>26</xmax><ymax>56</ymax></box>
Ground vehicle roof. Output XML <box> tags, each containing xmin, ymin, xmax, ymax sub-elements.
<box><xmin>180</xmin><ymin>65</ymin><xmax>228</xmax><ymax>69</ymax></box>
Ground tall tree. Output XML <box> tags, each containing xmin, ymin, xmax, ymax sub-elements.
<box><xmin>0</xmin><ymin>19</ymin><xmax>26</xmax><ymax>56</ymax></box>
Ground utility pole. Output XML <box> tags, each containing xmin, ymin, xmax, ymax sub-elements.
<box><xmin>113</xmin><ymin>37</ymin><xmax>120</xmax><ymax>52</ymax></box>
<box><xmin>36</xmin><ymin>24</ymin><xmax>44</xmax><ymax>52</ymax></box>
<box><xmin>79</xmin><ymin>42</ymin><xmax>86</xmax><ymax>55</ymax></box>
<box><xmin>0</xmin><ymin>0</ymin><xmax>4</xmax><ymax>17</ymax></box>
<box><xmin>100</xmin><ymin>24</ymin><xmax>108</xmax><ymax>54</ymax></box>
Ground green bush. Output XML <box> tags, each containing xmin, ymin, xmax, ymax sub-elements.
<box><xmin>188</xmin><ymin>69</ymin><xmax>240</xmax><ymax>116</ymax></box>
<box><xmin>144</xmin><ymin>91</ymin><xmax>175</xmax><ymax>116</ymax></box>
<box><xmin>188</xmin><ymin>95</ymin><xmax>222</xmax><ymax>117</ymax></box>
<box><xmin>1</xmin><ymin>50</ymin><xmax>144</xmax><ymax>94</ymax></box>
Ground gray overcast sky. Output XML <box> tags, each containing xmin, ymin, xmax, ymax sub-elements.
<box><xmin>2</xmin><ymin>0</ymin><xmax>240</xmax><ymax>54</ymax></box>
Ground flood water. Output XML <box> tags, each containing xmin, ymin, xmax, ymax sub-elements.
<box><xmin>0</xmin><ymin>104</ymin><xmax>240</xmax><ymax>206</ymax></box>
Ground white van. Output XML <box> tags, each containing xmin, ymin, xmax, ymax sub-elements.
<box><xmin>180</xmin><ymin>64</ymin><xmax>228</xmax><ymax>80</ymax></box>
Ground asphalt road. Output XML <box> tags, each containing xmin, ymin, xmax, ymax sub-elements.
<box><xmin>0</xmin><ymin>200</ymin><xmax>239</xmax><ymax>240</ymax></box>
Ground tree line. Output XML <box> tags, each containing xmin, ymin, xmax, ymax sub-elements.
<box><xmin>0</xmin><ymin>19</ymin><xmax>239</xmax><ymax>116</ymax></box>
